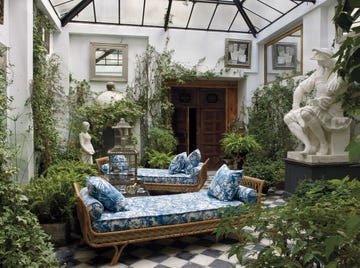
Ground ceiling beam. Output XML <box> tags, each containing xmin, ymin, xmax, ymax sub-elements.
<box><xmin>164</xmin><ymin>0</ymin><xmax>173</xmax><ymax>31</ymax></box>
<box><xmin>233</xmin><ymin>0</ymin><xmax>257</xmax><ymax>37</ymax></box>
<box><xmin>61</xmin><ymin>0</ymin><xmax>93</xmax><ymax>26</ymax></box>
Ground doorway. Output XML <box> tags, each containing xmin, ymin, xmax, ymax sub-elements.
<box><xmin>170</xmin><ymin>80</ymin><xmax>239</xmax><ymax>169</ymax></box>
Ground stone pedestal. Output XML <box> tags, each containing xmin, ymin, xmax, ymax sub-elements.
<box><xmin>284</xmin><ymin>153</ymin><xmax>360</xmax><ymax>197</ymax></box>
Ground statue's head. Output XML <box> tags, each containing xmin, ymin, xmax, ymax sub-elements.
<box><xmin>311</xmin><ymin>48</ymin><xmax>336</xmax><ymax>67</ymax></box>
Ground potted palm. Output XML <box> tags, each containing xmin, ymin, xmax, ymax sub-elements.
<box><xmin>220</xmin><ymin>132</ymin><xmax>261</xmax><ymax>170</ymax></box>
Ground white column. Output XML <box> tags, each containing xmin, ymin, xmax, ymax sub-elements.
<box><xmin>8</xmin><ymin>0</ymin><xmax>34</xmax><ymax>183</ymax></box>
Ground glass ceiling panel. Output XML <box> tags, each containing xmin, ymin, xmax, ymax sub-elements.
<box><xmin>47</xmin><ymin>0</ymin><xmax>312</xmax><ymax>35</ymax></box>
<box><xmin>72</xmin><ymin>3</ymin><xmax>94</xmax><ymax>22</ymax></box>
<box><xmin>144</xmin><ymin>0</ymin><xmax>168</xmax><ymax>26</ymax></box>
<box><xmin>170</xmin><ymin>1</ymin><xmax>192</xmax><ymax>28</ymax></box>
<box><xmin>188</xmin><ymin>3</ymin><xmax>216</xmax><ymax>29</ymax></box>
<box><xmin>94</xmin><ymin>0</ymin><xmax>119</xmax><ymax>24</ymax></box>
<box><xmin>209</xmin><ymin>5</ymin><xmax>237</xmax><ymax>31</ymax></box>
<box><xmin>121</xmin><ymin>0</ymin><xmax>143</xmax><ymax>25</ymax></box>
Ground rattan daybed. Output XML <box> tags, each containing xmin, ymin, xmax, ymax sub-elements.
<box><xmin>73</xmin><ymin>175</ymin><xmax>264</xmax><ymax>266</ymax></box>
<box><xmin>95</xmin><ymin>156</ymin><xmax>210</xmax><ymax>193</ymax></box>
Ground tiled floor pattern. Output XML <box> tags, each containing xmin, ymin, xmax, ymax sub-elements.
<box><xmin>56</xmin><ymin>174</ymin><xmax>286</xmax><ymax>268</ymax></box>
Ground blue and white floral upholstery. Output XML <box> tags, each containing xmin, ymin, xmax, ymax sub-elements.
<box><xmin>207</xmin><ymin>164</ymin><xmax>243</xmax><ymax>201</ymax></box>
<box><xmin>168</xmin><ymin>152</ymin><xmax>187</xmax><ymax>174</ymax></box>
<box><xmin>234</xmin><ymin>185</ymin><xmax>257</xmax><ymax>203</ymax></box>
<box><xmin>137</xmin><ymin>168</ymin><xmax>198</xmax><ymax>184</ymax></box>
<box><xmin>100</xmin><ymin>163</ymin><xmax>109</xmax><ymax>175</ymax></box>
<box><xmin>89</xmin><ymin>191</ymin><xmax>243</xmax><ymax>232</ymax></box>
<box><xmin>185</xmin><ymin>149</ymin><xmax>201</xmax><ymax>175</ymax></box>
<box><xmin>80</xmin><ymin>187</ymin><xmax>104</xmax><ymax>220</ymax></box>
<box><xmin>86</xmin><ymin>176</ymin><xmax>128</xmax><ymax>212</ymax></box>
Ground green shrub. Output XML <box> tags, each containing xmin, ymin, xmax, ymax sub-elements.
<box><xmin>146</xmin><ymin>150</ymin><xmax>174</xmax><ymax>169</ymax></box>
<box><xmin>23</xmin><ymin>160</ymin><xmax>97</xmax><ymax>230</ymax></box>
<box><xmin>216</xmin><ymin>177</ymin><xmax>360</xmax><ymax>267</ymax></box>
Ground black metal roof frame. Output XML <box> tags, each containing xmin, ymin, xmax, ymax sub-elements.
<box><xmin>50</xmin><ymin>0</ymin><xmax>316</xmax><ymax>37</ymax></box>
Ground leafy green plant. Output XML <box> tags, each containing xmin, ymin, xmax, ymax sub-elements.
<box><xmin>146</xmin><ymin>150</ymin><xmax>174</xmax><ymax>169</ymax></box>
<box><xmin>30</xmin><ymin>9</ymin><xmax>63</xmax><ymax>173</ymax></box>
<box><xmin>0</xmin><ymin>48</ymin><xmax>58</xmax><ymax>267</ymax></box>
<box><xmin>333</xmin><ymin>0</ymin><xmax>360</xmax><ymax>162</ymax></box>
<box><xmin>247</xmin><ymin>76</ymin><xmax>298</xmax><ymax>161</ymax></box>
<box><xmin>216</xmin><ymin>177</ymin><xmax>360</xmax><ymax>267</ymax></box>
<box><xmin>220</xmin><ymin>132</ymin><xmax>260</xmax><ymax>169</ymax></box>
<box><xmin>127</xmin><ymin>41</ymin><xmax>215</xmax><ymax>158</ymax></box>
<box><xmin>23</xmin><ymin>160</ymin><xmax>97</xmax><ymax>229</ymax></box>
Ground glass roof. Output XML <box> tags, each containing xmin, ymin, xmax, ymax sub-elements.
<box><xmin>48</xmin><ymin>0</ymin><xmax>316</xmax><ymax>36</ymax></box>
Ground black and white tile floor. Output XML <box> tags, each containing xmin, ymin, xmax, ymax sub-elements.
<box><xmin>56</xmin><ymin>174</ymin><xmax>286</xmax><ymax>268</ymax></box>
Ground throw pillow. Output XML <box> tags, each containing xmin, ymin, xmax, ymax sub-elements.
<box><xmin>110</xmin><ymin>154</ymin><xmax>128</xmax><ymax>172</ymax></box>
<box><xmin>100</xmin><ymin>163</ymin><xmax>109</xmax><ymax>175</ymax></box>
<box><xmin>185</xmin><ymin>149</ymin><xmax>201</xmax><ymax>175</ymax></box>
<box><xmin>187</xmin><ymin>162</ymin><xmax>203</xmax><ymax>178</ymax></box>
<box><xmin>234</xmin><ymin>185</ymin><xmax>257</xmax><ymax>203</ymax></box>
<box><xmin>208</xmin><ymin>164</ymin><xmax>243</xmax><ymax>201</ymax></box>
<box><xmin>168</xmin><ymin>152</ymin><xmax>187</xmax><ymax>174</ymax></box>
<box><xmin>86</xmin><ymin>176</ymin><xmax>128</xmax><ymax>212</ymax></box>
<box><xmin>80</xmin><ymin>187</ymin><xmax>104</xmax><ymax>220</ymax></box>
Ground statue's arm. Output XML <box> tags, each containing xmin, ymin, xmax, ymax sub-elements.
<box><xmin>292</xmin><ymin>74</ymin><xmax>315</xmax><ymax>110</ymax></box>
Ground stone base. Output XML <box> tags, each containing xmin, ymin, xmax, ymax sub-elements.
<box><xmin>287</xmin><ymin>151</ymin><xmax>349</xmax><ymax>163</ymax></box>
<box><xmin>284</xmin><ymin>158</ymin><xmax>360</xmax><ymax>198</ymax></box>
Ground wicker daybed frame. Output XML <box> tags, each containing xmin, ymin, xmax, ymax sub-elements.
<box><xmin>73</xmin><ymin>176</ymin><xmax>264</xmax><ymax>266</ymax></box>
<box><xmin>95</xmin><ymin>156</ymin><xmax>210</xmax><ymax>193</ymax></box>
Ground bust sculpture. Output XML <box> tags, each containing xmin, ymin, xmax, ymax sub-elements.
<box><xmin>284</xmin><ymin>48</ymin><xmax>352</xmax><ymax>156</ymax></box>
<box><xmin>79</xmin><ymin>121</ymin><xmax>95</xmax><ymax>164</ymax></box>
<box><xmin>96</xmin><ymin>82</ymin><xmax>124</xmax><ymax>107</ymax></box>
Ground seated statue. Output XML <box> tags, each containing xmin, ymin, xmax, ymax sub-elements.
<box><xmin>284</xmin><ymin>48</ymin><xmax>352</xmax><ymax>155</ymax></box>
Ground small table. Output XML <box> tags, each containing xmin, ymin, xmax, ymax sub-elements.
<box><xmin>103</xmin><ymin>175</ymin><xmax>149</xmax><ymax>197</ymax></box>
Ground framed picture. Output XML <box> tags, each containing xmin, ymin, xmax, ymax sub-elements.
<box><xmin>272</xmin><ymin>42</ymin><xmax>297</xmax><ymax>69</ymax></box>
<box><xmin>225</xmin><ymin>39</ymin><xmax>251</xmax><ymax>68</ymax></box>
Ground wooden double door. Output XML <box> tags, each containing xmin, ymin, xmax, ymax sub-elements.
<box><xmin>170</xmin><ymin>80</ymin><xmax>238</xmax><ymax>170</ymax></box>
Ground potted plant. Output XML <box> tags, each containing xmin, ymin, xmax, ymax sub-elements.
<box><xmin>23</xmin><ymin>160</ymin><xmax>97</xmax><ymax>245</ymax></box>
<box><xmin>220</xmin><ymin>132</ymin><xmax>261</xmax><ymax>170</ymax></box>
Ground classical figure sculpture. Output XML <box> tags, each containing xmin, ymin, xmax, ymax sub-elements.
<box><xmin>284</xmin><ymin>48</ymin><xmax>352</xmax><ymax>155</ymax></box>
<box><xmin>96</xmin><ymin>81</ymin><xmax>124</xmax><ymax>106</ymax></box>
<box><xmin>79</xmin><ymin>121</ymin><xmax>95</xmax><ymax>164</ymax></box>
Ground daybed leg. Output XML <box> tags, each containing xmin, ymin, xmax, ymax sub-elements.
<box><xmin>110</xmin><ymin>244</ymin><xmax>127</xmax><ymax>266</ymax></box>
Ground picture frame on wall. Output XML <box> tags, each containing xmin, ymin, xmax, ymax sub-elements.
<box><xmin>225</xmin><ymin>39</ymin><xmax>251</xmax><ymax>68</ymax></box>
<box><xmin>272</xmin><ymin>42</ymin><xmax>297</xmax><ymax>69</ymax></box>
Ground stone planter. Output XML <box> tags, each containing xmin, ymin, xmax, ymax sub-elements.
<box><xmin>41</xmin><ymin>223</ymin><xmax>69</xmax><ymax>246</ymax></box>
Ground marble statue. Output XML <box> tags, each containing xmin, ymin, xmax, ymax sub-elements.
<box><xmin>79</xmin><ymin>121</ymin><xmax>95</xmax><ymax>164</ymax></box>
<box><xmin>96</xmin><ymin>81</ymin><xmax>124</xmax><ymax>106</ymax></box>
<box><xmin>284</xmin><ymin>48</ymin><xmax>352</xmax><ymax>156</ymax></box>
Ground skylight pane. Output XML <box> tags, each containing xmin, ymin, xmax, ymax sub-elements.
<box><xmin>52</xmin><ymin>0</ymin><xmax>83</xmax><ymax>17</ymax></box>
<box><xmin>121</xmin><ymin>0</ymin><xmax>143</xmax><ymax>25</ymax></box>
<box><xmin>260</xmin><ymin>0</ymin><xmax>296</xmax><ymax>14</ymax></box>
<box><xmin>170</xmin><ymin>1</ymin><xmax>193</xmax><ymax>28</ymax></box>
<box><xmin>94</xmin><ymin>0</ymin><xmax>119</xmax><ymax>23</ymax></box>
<box><xmin>144</xmin><ymin>0</ymin><xmax>168</xmax><ymax>26</ymax></box>
<box><xmin>72</xmin><ymin>4</ymin><xmax>94</xmax><ymax>22</ymax></box>
<box><xmin>244</xmin><ymin>1</ymin><xmax>281</xmax><ymax>22</ymax></box>
<box><xmin>247</xmin><ymin>12</ymin><xmax>270</xmax><ymax>32</ymax></box>
<box><xmin>229</xmin><ymin>13</ymin><xmax>251</xmax><ymax>32</ymax></box>
<box><xmin>210</xmin><ymin>5</ymin><xmax>237</xmax><ymax>31</ymax></box>
<box><xmin>188</xmin><ymin>3</ymin><xmax>215</xmax><ymax>29</ymax></box>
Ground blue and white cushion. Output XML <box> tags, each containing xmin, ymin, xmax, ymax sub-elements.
<box><xmin>168</xmin><ymin>152</ymin><xmax>187</xmax><ymax>174</ymax></box>
<box><xmin>234</xmin><ymin>186</ymin><xmax>257</xmax><ymax>203</ymax></box>
<box><xmin>90</xmin><ymin>192</ymin><xmax>242</xmax><ymax>232</ymax></box>
<box><xmin>185</xmin><ymin>149</ymin><xmax>201</xmax><ymax>175</ymax></box>
<box><xmin>86</xmin><ymin>176</ymin><xmax>128</xmax><ymax>212</ymax></box>
<box><xmin>100</xmin><ymin>163</ymin><xmax>109</xmax><ymax>175</ymax></box>
<box><xmin>80</xmin><ymin>187</ymin><xmax>104</xmax><ymax>220</ymax></box>
<box><xmin>207</xmin><ymin>164</ymin><xmax>243</xmax><ymax>201</ymax></box>
<box><xmin>138</xmin><ymin>168</ymin><xmax>198</xmax><ymax>184</ymax></box>
<box><xmin>110</xmin><ymin>155</ymin><xmax>128</xmax><ymax>172</ymax></box>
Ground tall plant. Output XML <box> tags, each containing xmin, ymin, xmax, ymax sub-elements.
<box><xmin>127</xmin><ymin>40</ymin><xmax>214</xmax><ymax>158</ymax></box>
<box><xmin>31</xmin><ymin>9</ymin><xmax>64</xmax><ymax>173</ymax></box>
<box><xmin>333</xmin><ymin>0</ymin><xmax>360</xmax><ymax>161</ymax></box>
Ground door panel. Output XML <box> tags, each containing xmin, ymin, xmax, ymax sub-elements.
<box><xmin>172</xmin><ymin>106</ymin><xmax>189</xmax><ymax>153</ymax></box>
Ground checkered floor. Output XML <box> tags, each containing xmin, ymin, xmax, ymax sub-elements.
<box><xmin>56</xmin><ymin>174</ymin><xmax>286</xmax><ymax>268</ymax></box>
